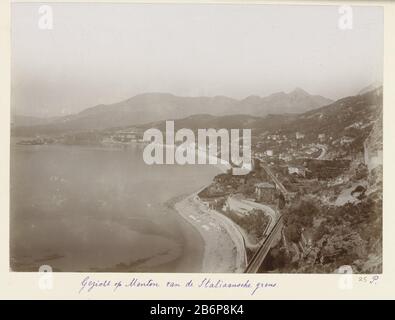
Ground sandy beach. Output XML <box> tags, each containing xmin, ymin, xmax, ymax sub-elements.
<box><xmin>174</xmin><ymin>191</ymin><xmax>247</xmax><ymax>273</ymax></box>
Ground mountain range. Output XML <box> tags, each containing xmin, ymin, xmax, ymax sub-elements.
<box><xmin>134</xmin><ymin>87</ymin><xmax>382</xmax><ymax>140</ymax></box>
<box><xmin>12</xmin><ymin>88</ymin><xmax>332</xmax><ymax>137</ymax></box>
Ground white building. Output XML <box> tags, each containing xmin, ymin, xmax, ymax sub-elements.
<box><xmin>296</xmin><ymin>132</ymin><xmax>305</xmax><ymax>140</ymax></box>
<box><xmin>288</xmin><ymin>165</ymin><xmax>306</xmax><ymax>177</ymax></box>
<box><xmin>265</xmin><ymin>150</ymin><xmax>274</xmax><ymax>157</ymax></box>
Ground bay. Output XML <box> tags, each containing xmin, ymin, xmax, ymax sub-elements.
<box><xmin>10</xmin><ymin>143</ymin><xmax>218</xmax><ymax>272</ymax></box>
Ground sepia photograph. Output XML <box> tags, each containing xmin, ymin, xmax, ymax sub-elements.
<box><xmin>10</xmin><ymin>2</ymin><xmax>383</xmax><ymax>274</ymax></box>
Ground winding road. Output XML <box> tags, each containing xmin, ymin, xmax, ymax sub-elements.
<box><xmin>227</xmin><ymin>195</ymin><xmax>283</xmax><ymax>273</ymax></box>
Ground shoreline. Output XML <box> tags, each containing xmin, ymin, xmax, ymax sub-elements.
<box><xmin>174</xmin><ymin>187</ymin><xmax>247</xmax><ymax>273</ymax></box>
<box><xmin>12</xmin><ymin>143</ymin><xmax>244</xmax><ymax>272</ymax></box>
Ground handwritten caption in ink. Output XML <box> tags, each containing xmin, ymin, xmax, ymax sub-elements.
<box><xmin>78</xmin><ymin>276</ymin><xmax>277</xmax><ymax>296</ymax></box>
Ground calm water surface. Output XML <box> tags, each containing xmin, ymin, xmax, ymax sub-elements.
<box><xmin>10</xmin><ymin>144</ymin><xmax>218</xmax><ymax>272</ymax></box>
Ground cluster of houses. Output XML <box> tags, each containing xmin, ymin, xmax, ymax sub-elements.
<box><xmin>262</xmin><ymin>131</ymin><xmax>357</xmax><ymax>148</ymax></box>
<box><xmin>253</xmin><ymin>143</ymin><xmax>321</xmax><ymax>166</ymax></box>
<box><xmin>110</xmin><ymin>131</ymin><xmax>142</xmax><ymax>143</ymax></box>
<box><xmin>266</xmin><ymin>134</ymin><xmax>285</xmax><ymax>141</ymax></box>
<box><xmin>199</xmin><ymin>128</ymin><xmax>357</xmax><ymax>212</ymax></box>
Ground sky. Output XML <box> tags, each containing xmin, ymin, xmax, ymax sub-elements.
<box><xmin>11</xmin><ymin>3</ymin><xmax>383</xmax><ymax>117</ymax></box>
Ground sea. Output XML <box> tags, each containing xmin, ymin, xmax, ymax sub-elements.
<box><xmin>10</xmin><ymin>143</ymin><xmax>219</xmax><ymax>272</ymax></box>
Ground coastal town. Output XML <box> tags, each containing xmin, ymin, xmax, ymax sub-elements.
<box><xmin>195</xmin><ymin>89</ymin><xmax>383</xmax><ymax>273</ymax></box>
<box><xmin>12</xmin><ymin>87</ymin><xmax>383</xmax><ymax>273</ymax></box>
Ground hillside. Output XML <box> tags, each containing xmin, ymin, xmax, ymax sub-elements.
<box><xmin>260</xmin><ymin>87</ymin><xmax>383</xmax><ymax>274</ymax></box>
<box><xmin>131</xmin><ymin>113</ymin><xmax>297</xmax><ymax>133</ymax></box>
<box><xmin>266</xmin><ymin>87</ymin><xmax>383</xmax><ymax>147</ymax></box>
<box><xmin>358</xmin><ymin>82</ymin><xmax>382</xmax><ymax>95</ymax></box>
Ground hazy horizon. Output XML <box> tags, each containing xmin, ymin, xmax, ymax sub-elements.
<box><xmin>12</xmin><ymin>3</ymin><xmax>383</xmax><ymax>117</ymax></box>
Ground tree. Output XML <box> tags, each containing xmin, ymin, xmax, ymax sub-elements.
<box><xmin>285</xmin><ymin>224</ymin><xmax>300</xmax><ymax>242</ymax></box>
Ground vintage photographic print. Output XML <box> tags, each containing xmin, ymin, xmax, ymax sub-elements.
<box><xmin>10</xmin><ymin>3</ymin><xmax>383</xmax><ymax>274</ymax></box>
